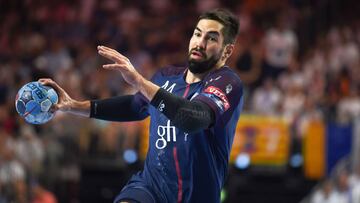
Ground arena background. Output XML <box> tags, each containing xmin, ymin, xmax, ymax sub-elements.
<box><xmin>1</xmin><ymin>0</ymin><xmax>360</xmax><ymax>202</ymax></box>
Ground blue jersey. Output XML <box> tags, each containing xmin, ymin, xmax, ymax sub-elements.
<box><xmin>123</xmin><ymin>66</ymin><xmax>243</xmax><ymax>203</ymax></box>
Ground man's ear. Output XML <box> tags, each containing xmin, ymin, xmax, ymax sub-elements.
<box><xmin>222</xmin><ymin>44</ymin><xmax>235</xmax><ymax>60</ymax></box>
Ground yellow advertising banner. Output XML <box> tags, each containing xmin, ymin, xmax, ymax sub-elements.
<box><xmin>139</xmin><ymin>117</ymin><xmax>151</xmax><ymax>160</ymax></box>
<box><xmin>230</xmin><ymin>114</ymin><xmax>290</xmax><ymax>166</ymax></box>
<box><xmin>303</xmin><ymin>120</ymin><xmax>325</xmax><ymax>179</ymax></box>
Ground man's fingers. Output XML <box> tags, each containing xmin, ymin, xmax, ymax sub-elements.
<box><xmin>38</xmin><ymin>78</ymin><xmax>63</xmax><ymax>94</ymax></box>
<box><xmin>97</xmin><ymin>45</ymin><xmax>118</xmax><ymax>54</ymax></box>
<box><xmin>49</xmin><ymin>104</ymin><xmax>59</xmax><ymax>113</ymax></box>
<box><xmin>97</xmin><ymin>45</ymin><xmax>122</xmax><ymax>56</ymax></box>
<box><xmin>38</xmin><ymin>78</ymin><xmax>55</xmax><ymax>87</ymax></box>
<box><xmin>97</xmin><ymin>45</ymin><xmax>128</xmax><ymax>62</ymax></box>
<box><xmin>102</xmin><ymin>64</ymin><xmax>125</xmax><ymax>70</ymax></box>
<box><xmin>97</xmin><ymin>46</ymin><xmax>118</xmax><ymax>58</ymax></box>
<box><xmin>98</xmin><ymin>50</ymin><xmax>119</xmax><ymax>62</ymax></box>
<box><xmin>97</xmin><ymin>46</ymin><xmax>120</xmax><ymax>57</ymax></box>
<box><xmin>38</xmin><ymin>78</ymin><xmax>50</xmax><ymax>84</ymax></box>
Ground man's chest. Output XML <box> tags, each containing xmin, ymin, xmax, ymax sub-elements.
<box><xmin>149</xmin><ymin>77</ymin><xmax>203</xmax><ymax>150</ymax></box>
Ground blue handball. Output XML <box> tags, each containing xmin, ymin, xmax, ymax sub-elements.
<box><xmin>15</xmin><ymin>81</ymin><xmax>58</xmax><ymax>124</ymax></box>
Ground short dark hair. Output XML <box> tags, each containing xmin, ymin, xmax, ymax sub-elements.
<box><xmin>198</xmin><ymin>8</ymin><xmax>239</xmax><ymax>45</ymax></box>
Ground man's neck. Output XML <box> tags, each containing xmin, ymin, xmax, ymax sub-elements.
<box><xmin>185</xmin><ymin>61</ymin><xmax>225</xmax><ymax>84</ymax></box>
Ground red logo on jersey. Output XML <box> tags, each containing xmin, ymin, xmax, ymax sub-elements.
<box><xmin>204</xmin><ymin>86</ymin><xmax>230</xmax><ymax>111</ymax></box>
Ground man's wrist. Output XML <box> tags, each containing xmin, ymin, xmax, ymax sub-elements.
<box><xmin>68</xmin><ymin>100</ymin><xmax>91</xmax><ymax>117</ymax></box>
<box><xmin>134</xmin><ymin>75</ymin><xmax>146</xmax><ymax>91</ymax></box>
<box><xmin>137</xmin><ymin>77</ymin><xmax>160</xmax><ymax>101</ymax></box>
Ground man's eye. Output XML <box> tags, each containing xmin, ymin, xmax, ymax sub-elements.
<box><xmin>209</xmin><ymin>37</ymin><xmax>217</xmax><ymax>42</ymax></box>
<box><xmin>194</xmin><ymin>32</ymin><xmax>201</xmax><ymax>37</ymax></box>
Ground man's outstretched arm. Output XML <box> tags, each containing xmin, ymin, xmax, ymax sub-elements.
<box><xmin>98</xmin><ymin>45</ymin><xmax>215</xmax><ymax>132</ymax></box>
<box><xmin>39</xmin><ymin>46</ymin><xmax>215</xmax><ymax>131</ymax></box>
<box><xmin>90</xmin><ymin>95</ymin><xmax>149</xmax><ymax>122</ymax></box>
<box><xmin>38</xmin><ymin>78</ymin><xmax>91</xmax><ymax>117</ymax></box>
<box><xmin>38</xmin><ymin>79</ymin><xmax>149</xmax><ymax>121</ymax></box>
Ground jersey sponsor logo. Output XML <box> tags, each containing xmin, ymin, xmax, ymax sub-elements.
<box><xmin>161</xmin><ymin>81</ymin><xmax>176</xmax><ymax>93</ymax></box>
<box><xmin>204</xmin><ymin>86</ymin><xmax>230</xmax><ymax>111</ymax></box>
<box><xmin>156</xmin><ymin>120</ymin><xmax>177</xmax><ymax>149</ymax></box>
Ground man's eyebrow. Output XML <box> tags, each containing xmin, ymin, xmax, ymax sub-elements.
<box><xmin>195</xmin><ymin>27</ymin><xmax>220</xmax><ymax>36</ymax></box>
<box><xmin>207</xmin><ymin>31</ymin><xmax>220</xmax><ymax>36</ymax></box>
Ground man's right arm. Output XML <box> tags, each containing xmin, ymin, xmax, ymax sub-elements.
<box><xmin>38</xmin><ymin>78</ymin><xmax>149</xmax><ymax>122</ymax></box>
<box><xmin>66</xmin><ymin>100</ymin><xmax>91</xmax><ymax>117</ymax></box>
<box><xmin>90</xmin><ymin>94</ymin><xmax>149</xmax><ymax>122</ymax></box>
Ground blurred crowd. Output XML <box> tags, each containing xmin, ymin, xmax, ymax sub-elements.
<box><xmin>308</xmin><ymin>160</ymin><xmax>360</xmax><ymax>203</ymax></box>
<box><xmin>0</xmin><ymin>0</ymin><xmax>360</xmax><ymax>202</ymax></box>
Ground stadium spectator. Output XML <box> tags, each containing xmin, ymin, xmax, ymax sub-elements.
<box><xmin>337</xmin><ymin>86</ymin><xmax>360</xmax><ymax>124</ymax></box>
<box><xmin>263</xmin><ymin>11</ymin><xmax>298</xmax><ymax>79</ymax></box>
<box><xmin>251</xmin><ymin>77</ymin><xmax>282</xmax><ymax>115</ymax></box>
<box><xmin>0</xmin><ymin>130</ymin><xmax>27</xmax><ymax>203</ymax></box>
<box><xmin>311</xmin><ymin>180</ymin><xmax>338</xmax><ymax>203</ymax></box>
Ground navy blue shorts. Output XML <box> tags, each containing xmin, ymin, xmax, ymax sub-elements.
<box><xmin>113</xmin><ymin>185</ymin><xmax>157</xmax><ymax>203</ymax></box>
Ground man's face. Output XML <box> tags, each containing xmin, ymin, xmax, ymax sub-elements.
<box><xmin>188</xmin><ymin>19</ymin><xmax>225</xmax><ymax>74</ymax></box>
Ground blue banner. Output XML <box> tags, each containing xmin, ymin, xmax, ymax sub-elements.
<box><xmin>326</xmin><ymin>123</ymin><xmax>352</xmax><ymax>174</ymax></box>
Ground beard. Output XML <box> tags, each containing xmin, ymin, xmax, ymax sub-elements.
<box><xmin>188</xmin><ymin>48</ymin><xmax>222</xmax><ymax>74</ymax></box>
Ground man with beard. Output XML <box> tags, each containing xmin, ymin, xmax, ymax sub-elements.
<box><xmin>40</xmin><ymin>9</ymin><xmax>243</xmax><ymax>203</ymax></box>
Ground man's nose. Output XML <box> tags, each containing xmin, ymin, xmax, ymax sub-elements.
<box><xmin>196</xmin><ymin>37</ymin><xmax>206</xmax><ymax>50</ymax></box>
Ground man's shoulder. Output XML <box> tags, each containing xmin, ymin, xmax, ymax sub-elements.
<box><xmin>205</xmin><ymin>66</ymin><xmax>242</xmax><ymax>84</ymax></box>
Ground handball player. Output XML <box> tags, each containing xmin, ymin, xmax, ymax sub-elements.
<box><xmin>39</xmin><ymin>8</ymin><xmax>244</xmax><ymax>203</ymax></box>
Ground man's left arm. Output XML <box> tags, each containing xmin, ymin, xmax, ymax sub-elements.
<box><xmin>150</xmin><ymin>88</ymin><xmax>215</xmax><ymax>132</ymax></box>
<box><xmin>97</xmin><ymin>45</ymin><xmax>215</xmax><ymax>132</ymax></box>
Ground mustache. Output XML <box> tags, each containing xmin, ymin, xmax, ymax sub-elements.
<box><xmin>189</xmin><ymin>48</ymin><xmax>206</xmax><ymax>58</ymax></box>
